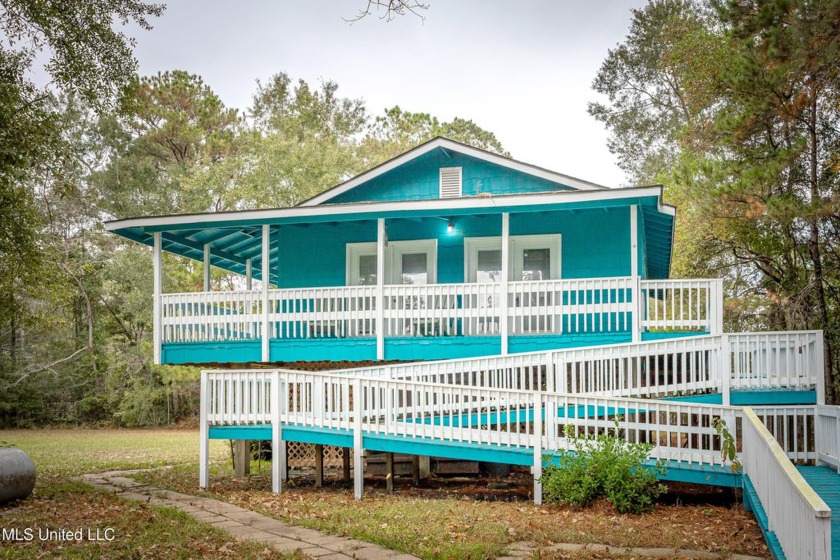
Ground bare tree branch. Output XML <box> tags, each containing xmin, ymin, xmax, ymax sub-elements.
<box><xmin>345</xmin><ymin>1</ymin><xmax>429</xmax><ymax>23</ymax></box>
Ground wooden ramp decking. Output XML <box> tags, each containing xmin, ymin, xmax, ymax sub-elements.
<box><xmin>798</xmin><ymin>466</ymin><xmax>840</xmax><ymax>559</ymax></box>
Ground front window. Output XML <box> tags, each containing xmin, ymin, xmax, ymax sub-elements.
<box><xmin>476</xmin><ymin>249</ymin><xmax>502</xmax><ymax>283</ymax></box>
<box><xmin>522</xmin><ymin>248</ymin><xmax>550</xmax><ymax>281</ymax></box>
<box><xmin>401</xmin><ymin>253</ymin><xmax>428</xmax><ymax>284</ymax></box>
<box><xmin>358</xmin><ymin>254</ymin><xmax>377</xmax><ymax>285</ymax></box>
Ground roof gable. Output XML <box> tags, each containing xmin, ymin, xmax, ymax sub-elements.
<box><xmin>299</xmin><ymin>137</ymin><xmax>607</xmax><ymax>206</ymax></box>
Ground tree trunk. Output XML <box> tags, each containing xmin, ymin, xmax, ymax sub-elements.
<box><xmin>807</xmin><ymin>86</ymin><xmax>834</xmax><ymax>403</ymax></box>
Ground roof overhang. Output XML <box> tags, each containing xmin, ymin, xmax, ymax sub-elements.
<box><xmin>104</xmin><ymin>186</ymin><xmax>675</xmax><ymax>283</ymax></box>
<box><xmin>298</xmin><ymin>137</ymin><xmax>609</xmax><ymax>206</ymax></box>
<box><xmin>105</xmin><ymin>185</ymin><xmax>673</xmax><ymax>233</ymax></box>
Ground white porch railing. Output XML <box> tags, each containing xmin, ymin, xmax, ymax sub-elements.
<box><xmin>640</xmin><ymin>278</ymin><xmax>723</xmax><ymax>334</ymax></box>
<box><xmin>201</xmin><ymin>369</ymin><xmax>736</xmax><ymax>467</ymax></box>
<box><xmin>268</xmin><ymin>286</ymin><xmax>378</xmax><ymax>339</ymax></box>
<box><xmin>751</xmin><ymin>405</ymin><xmax>817</xmax><ymax>463</ymax></box>
<box><xmin>161</xmin><ymin>290</ymin><xmax>263</xmax><ymax>342</ymax></box>
<box><xmin>382</xmin><ymin>282</ymin><xmax>501</xmax><ymax>337</ymax></box>
<box><xmin>728</xmin><ymin>331</ymin><xmax>823</xmax><ymax>391</ymax></box>
<box><xmin>507</xmin><ymin>277</ymin><xmax>636</xmax><ymax>335</ymax></box>
<box><xmin>816</xmin><ymin>405</ymin><xmax>840</xmax><ymax>471</ymax></box>
<box><xmin>158</xmin><ymin>277</ymin><xmax>724</xmax><ymax>355</ymax></box>
<box><xmin>741</xmin><ymin>408</ymin><xmax>831</xmax><ymax>560</ymax></box>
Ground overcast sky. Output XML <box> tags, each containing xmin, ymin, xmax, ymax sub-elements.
<box><xmin>127</xmin><ymin>1</ymin><xmax>647</xmax><ymax>188</ymax></box>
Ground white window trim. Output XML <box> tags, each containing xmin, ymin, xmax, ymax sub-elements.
<box><xmin>511</xmin><ymin>234</ymin><xmax>562</xmax><ymax>281</ymax></box>
<box><xmin>346</xmin><ymin>242</ymin><xmax>377</xmax><ymax>286</ymax></box>
<box><xmin>464</xmin><ymin>236</ymin><xmax>504</xmax><ymax>283</ymax></box>
<box><xmin>390</xmin><ymin>239</ymin><xmax>437</xmax><ymax>285</ymax></box>
<box><xmin>464</xmin><ymin>234</ymin><xmax>562</xmax><ymax>282</ymax></box>
<box><xmin>347</xmin><ymin>239</ymin><xmax>438</xmax><ymax>285</ymax></box>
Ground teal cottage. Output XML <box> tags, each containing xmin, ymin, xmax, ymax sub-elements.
<box><xmin>105</xmin><ymin>137</ymin><xmax>701</xmax><ymax>365</ymax></box>
<box><xmin>105</xmin><ymin>138</ymin><xmax>839</xmax><ymax>560</ymax></box>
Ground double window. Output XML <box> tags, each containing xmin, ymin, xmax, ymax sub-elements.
<box><xmin>347</xmin><ymin>234</ymin><xmax>560</xmax><ymax>286</ymax></box>
<box><xmin>464</xmin><ymin>235</ymin><xmax>561</xmax><ymax>283</ymax></box>
<box><xmin>347</xmin><ymin>240</ymin><xmax>437</xmax><ymax>286</ymax></box>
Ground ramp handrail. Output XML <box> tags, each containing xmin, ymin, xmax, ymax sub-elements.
<box><xmin>741</xmin><ymin>408</ymin><xmax>831</xmax><ymax>559</ymax></box>
<box><xmin>312</xmin><ymin>331</ymin><xmax>822</xmax><ymax>400</ymax></box>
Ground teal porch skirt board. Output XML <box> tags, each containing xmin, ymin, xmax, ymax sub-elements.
<box><xmin>161</xmin><ymin>339</ymin><xmax>262</xmax><ymax>364</ymax></box>
<box><xmin>161</xmin><ymin>329</ymin><xmax>710</xmax><ymax>365</ymax></box>
<box><xmin>208</xmin><ymin>423</ymin><xmax>740</xmax><ymax>487</ymax></box>
<box><xmin>270</xmin><ymin>338</ymin><xmax>376</xmax><ymax>362</ymax></box>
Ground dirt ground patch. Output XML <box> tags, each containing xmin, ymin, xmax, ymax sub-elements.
<box><xmin>136</xmin><ymin>465</ymin><xmax>769</xmax><ymax>559</ymax></box>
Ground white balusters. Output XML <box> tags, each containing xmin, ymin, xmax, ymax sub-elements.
<box><xmin>640</xmin><ymin>279</ymin><xmax>721</xmax><ymax>334</ymax></box>
<box><xmin>816</xmin><ymin>405</ymin><xmax>840</xmax><ymax>470</ymax></box>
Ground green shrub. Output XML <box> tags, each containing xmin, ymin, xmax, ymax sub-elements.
<box><xmin>541</xmin><ymin>418</ymin><xmax>667</xmax><ymax>514</ymax></box>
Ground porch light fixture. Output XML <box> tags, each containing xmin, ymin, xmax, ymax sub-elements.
<box><xmin>447</xmin><ymin>222</ymin><xmax>455</xmax><ymax>233</ymax></box>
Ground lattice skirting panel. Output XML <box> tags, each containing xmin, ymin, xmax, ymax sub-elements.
<box><xmin>287</xmin><ymin>442</ymin><xmax>348</xmax><ymax>468</ymax></box>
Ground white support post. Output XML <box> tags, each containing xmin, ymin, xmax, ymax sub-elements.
<box><xmin>500</xmin><ymin>213</ymin><xmax>510</xmax><ymax>355</ymax></box>
<box><xmin>153</xmin><ymin>232</ymin><xmax>162</xmax><ymax>365</ymax></box>
<box><xmin>353</xmin><ymin>378</ymin><xmax>364</xmax><ymax>500</ymax></box>
<box><xmin>271</xmin><ymin>371</ymin><xmax>285</xmax><ymax>492</ymax></box>
<box><xmin>199</xmin><ymin>370</ymin><xmax>209</xmax><ymax>489</ymax></box>
<box><xmin>630</xmin><ymin>205</ymin><xmax>638</xmax><ymax>278</ymax></box>
<box><xmin>261</xmin><ymin>225</ymin><xmax>271</xmax><ymax>363</ymax></box>
<box><xmin>816</xmin><ymin>330</ymin><xmax>826</xmax><ymax>405</ymax></box>
<box><xmin>720</xmin><ymin>333</ymin><xmax>731</xmax><ymax>405</ymax></box>
<box><xmin>711</xmin><ymin>279</ymin><xmax>724</xmax><ymax>335</ymax></box>
<box><xmin>245</xmin><ymin>258</ymin><xmax>252</xmax><ymax>291</ymax></box>
<box><xmin>630</xmin><ymin>206</ymin><xmax>641</xmax><ymax>344</ymax></box>
<box><xmin>533</xmin><ymin>391</ymin><xmax>543</xmax><ymax>505</ymax></box>
<box><xmin>272</xmin><ymin>426</ymin><xmax>283</xmax><ymax>493</ymax></box>
<box><xmin>376</xmin><ymin>218</ymin><xmax>386</xmax><ymax>361</ymax></box>
<box><xmin>203</xmin><ymin>244</ymin><xmax>211</xmax><ymax>292</ymax></box>
<box><xmin>632</xmin><ymin>275</ymin><xmax>642</xmax><ymax>343</ymax></box>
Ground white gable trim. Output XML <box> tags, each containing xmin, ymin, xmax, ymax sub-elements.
<box><xmin>298</xmin><ymin>138</ymin><xmax>607</xmax><ymax>207</ymax></box>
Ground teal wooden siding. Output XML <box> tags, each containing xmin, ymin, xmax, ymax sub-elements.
<box><xmin>273</xmin><ymin>207</ymin><xmax>636</xmax><ymax>288</ymax></box>
<box><xmin>329</xmin><ymin>149</ymin><xmax>574</xmax><ymax>204</ymax></box>
<box><xmin>278</xmin><ymin>221</ymin><xmax>376</xmax><ymax>288</ymax></box>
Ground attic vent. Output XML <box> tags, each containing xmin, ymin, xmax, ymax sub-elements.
<box><xmin>439</xmin><ymin>167</ymin><xmax>462</xmax><ymax>198</ymax></box>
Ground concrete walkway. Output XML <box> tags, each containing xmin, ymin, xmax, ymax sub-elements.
<box><xmin>81</xmin><ymin>470</ymin><xmax>418</xmax><ymax>560</ymax></box>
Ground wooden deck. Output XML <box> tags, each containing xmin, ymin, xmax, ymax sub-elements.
<box><xmin>799</xmin><ymin>466</ymin><xmax>840</xmax><ymax>559</ymax></box>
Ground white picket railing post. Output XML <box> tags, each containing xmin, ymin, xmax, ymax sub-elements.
<box><xmin>199</xmin><ymin>370</ymin><xmax>209</xmax><ymax>489</ymax></box>
<box><xmin>712</xmin><ymin>279</ymin><xmax>724</xmax><ymax>335</ymax></box>
<box><xmin>353</xmin><ymin>377</ymin><xmax>364</xmax><ymax>500</ymax></box>
<box><xmin>271</xmin><ymin>370</ymin><xmax>283</xmax><ymax>493</ymax></box>
<box><xmin>533</xmin><ymin>390</ymin><xmax>543</xmax><ymax>505</ymax></box>
<box><xmin>632</xmin><ymin>275</ymin><xmax>642</xmax><ymax>343</ymax></box>
<box><xmin>261</xmin><ymin>224</ymin><xmax>271</xmax><ymax>362</ymax></box>
<box><xmin>816</xmin><ymin>330</ymin><xmax>826</xmax><ymax>405</ymax></box>
<box><xmin>720</xmin><ymin>333</ymin><xmax>731</xmax><ymax>406</ymax></box>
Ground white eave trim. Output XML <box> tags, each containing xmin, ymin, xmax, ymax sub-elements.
<box><xmin>103</xmin><ymin>186</ymin><xmax>674</xmax><ymax>232</ymax></box>
<box><xmin>298</xmin><ymin>138</ymin><xmax>608</xmax><ymax>207</ymax></box>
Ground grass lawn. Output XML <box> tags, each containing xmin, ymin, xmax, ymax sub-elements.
<box><xmin>0</xmin><ymin>429</ymin><xmax>770</xmax><ymax>559</ymax></box>
<box><xmin>0</xmin><ymin>428</ymin><xmax>297</xmax><ymax>559</ymax></box>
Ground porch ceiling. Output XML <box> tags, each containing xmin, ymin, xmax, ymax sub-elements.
<box><xmin>104</xmin><ymin>187</ymin><xmax>675</xmax><ymax>283</ymax></box>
